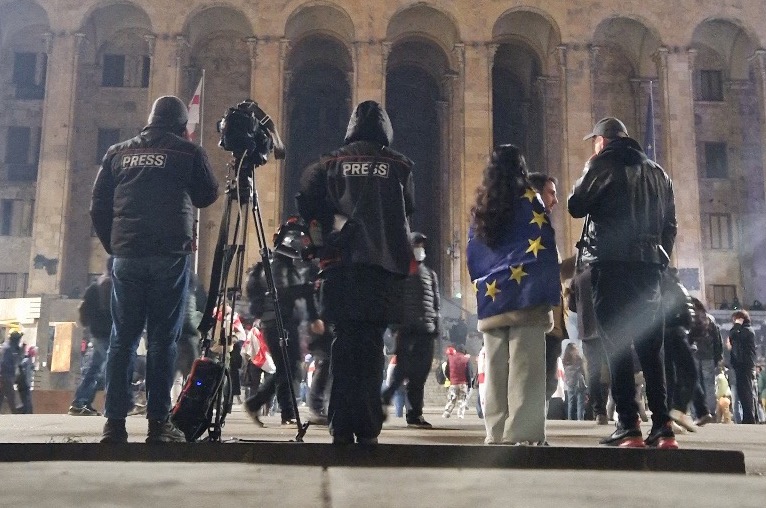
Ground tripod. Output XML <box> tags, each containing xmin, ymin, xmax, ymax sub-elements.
<box><xmin>197</xmin><ymin>151</ymin><xmax>309</xmax><ymax>442</ymax></box>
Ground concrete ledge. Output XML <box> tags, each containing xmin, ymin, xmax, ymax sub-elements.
<box><xmin>0</xmin><ymin>442</ymin><xmax>745</xmax><ymax>474</ymax></box>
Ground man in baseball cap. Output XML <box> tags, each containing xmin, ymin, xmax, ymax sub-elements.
<box><xmin>582</xmin><ymin>117</ymin><xmax>629</xmax><ymax>140</ymax></box>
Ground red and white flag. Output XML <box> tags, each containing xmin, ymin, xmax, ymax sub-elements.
<box><xmin>186</xmin><ymin>77</ymin><xmax>203</xmax><ymax>140</ymax></box>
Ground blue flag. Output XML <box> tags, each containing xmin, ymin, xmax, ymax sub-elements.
<box><xmin>644</xmin><ymin>81</ymin><xmax>656</xmax><ymax>161</ymax></box>
<box><xmin>467</xmin><ymin>189</ymin><xmax>560</xmax><ymax>320</ymax></box>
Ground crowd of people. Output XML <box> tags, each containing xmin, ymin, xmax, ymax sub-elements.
<box><xmin>8</xmin><ymin>93</ymin><xmax>766</xmax><ymax>449</ymax></box>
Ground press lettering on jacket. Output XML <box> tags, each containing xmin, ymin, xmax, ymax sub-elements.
<box><xmin>120</xmin><ymin>153</ymin><xmax>167</xmax><ymax>169</ymax></box>
<box><xmin>341</xmin><ymin>161</ymin><xmax>389</xmax><ymax>178</ymax></box>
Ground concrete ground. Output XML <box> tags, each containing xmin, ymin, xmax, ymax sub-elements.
<box><xmin>1</xmin><ymin>407</ymin><xmax>765</xmax><ymax>507</ymax></box>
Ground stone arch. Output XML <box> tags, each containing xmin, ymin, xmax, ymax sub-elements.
<box><xmin>282</xmin><ymin>34</ymin><xmax>353</xmax><ymax>218</ymax></box>
<box><xmin>0</xmin><ymin>0</ymin><xmax>50</xmax><ymax>48</ymax></box>
<box><xmin>385</xmin><ymin>36</ymin><xmax>452</xmax><ymax>277</ymax></box>
<box><xmin>691</xmin><ymin>18</ymin><xmax>759</xmax><ymax>81</ymax></box>
<box><xmin>183</xmin><ymin>4</ymin><xmax>254</xmax><ymax>52</ymax></box>
<box><xmin>491</xmin><ymin>7</ymin><xmax>562</xmax><ymax>75</ymax></box>
<box><xmin>284</xmin><ymin>2</ymin><xmax>355</xmax><ymax>46</ymax></box>
<box><xmin>592</xmin><ymin>16</ymin><xmax>662</xmax><ymax>77</ymax></box>
<box><xmin>386</xmin><ymin>3</ymin><xmax>460</xmax><ymax>62</ymax></box>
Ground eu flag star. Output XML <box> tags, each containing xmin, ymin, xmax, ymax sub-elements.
<box><xmin>523</xmin><ymin>188</ymin><xmax>537</xmax><ymax>202</ymax></box>
<box><xmin>509</xmin><ymin>264</ymin><xmax>528</xmax><ymax>284</ymax></box>
<box><xmin>472</xmin><ymin>280</ymin><xmax>479</xmax><ymax>294</ymax></box>
<box><xmin>526</xmin><ymin>236</ymin><xmax>546</xmax><ymax>257</ymax></box>
<box><xmin>485</xmin><ymin>280</ymin><xmax>500</xmax><ymax>301</ymax></box>
<box><xmin>529</xmin><ymin>211</ymin><xmax>547</xmax><ymax>228</ymax></box>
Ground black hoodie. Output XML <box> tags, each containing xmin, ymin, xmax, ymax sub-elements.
<box><xmin>297</xmin><ymin>101</ymin><xmax>414</xmax><ymax>275</ymax></box>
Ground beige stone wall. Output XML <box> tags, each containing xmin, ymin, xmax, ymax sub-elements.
<box><xmin>1</xmin><ymin>0</ymin><xmax>766</xmax><ymax>309</ymax></box>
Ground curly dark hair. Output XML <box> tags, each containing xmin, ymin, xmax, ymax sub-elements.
<box><xmin>470</xmin><ymin>144</ymin><xmax>530</xmax><ymax>247</ymax></box>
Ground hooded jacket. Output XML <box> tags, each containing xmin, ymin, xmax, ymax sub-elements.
<box><xmin>296</xmin><ymin>101</ymin><xmax>414</xmax><ymax>275</ymax></box>
<box><xmin>568</xmin><ymin>137</ymin><xmax>676</xmax><ymax>265</ymax></box>
<box><xmin>91</xmin><ymin>97</ymin><xmax>219</xmax><ymax>257</ymax></box>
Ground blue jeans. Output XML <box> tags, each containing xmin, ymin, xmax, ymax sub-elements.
<box><xmin>72</xmin><ymin>338</ymin><xmax>108</xmax><ymax>407</ymax></box>
<box><xmin>104</xmin><ymin>255</ymin><xmax>189</xmax><ymax>421</ymax></box>
<box><xmin>567</xmin><ymin>388</ymin><xmax>586</xmax><ymax>420</ymax></box>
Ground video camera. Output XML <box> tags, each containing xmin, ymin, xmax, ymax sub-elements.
<box><xmin>217</xmin><ymin>100</ymin><xmax>285</xmax><ymax>165</ymax></box>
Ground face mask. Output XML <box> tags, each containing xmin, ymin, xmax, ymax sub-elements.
<box><xmin>413</xmin><ymin>247</ymin><xmax>426</xmax><ymax>262</ymax></box>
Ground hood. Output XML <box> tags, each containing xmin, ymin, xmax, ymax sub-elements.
<box><xmin>146</xmin><ymin>95</ymin><xmax>188</xmax><ymax>133</ymax></box>
<box><xmin>344</xmin><ymin>100</ymin><xmax>393</xmax><ymax>146</ymax></box>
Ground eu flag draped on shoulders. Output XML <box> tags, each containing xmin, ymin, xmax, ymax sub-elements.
<box><xmin>467</xmin><ymin>188</ymin><xmax>560</xmax><ymax>320</ymax></box>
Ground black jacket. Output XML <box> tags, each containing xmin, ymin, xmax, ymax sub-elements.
<box><xmin>729</xmin><ymin>322</ymin><xmax>756</xmax><ymax>369</ymax></box>
<box><xmin>661</xmin><ymin>271</ymin><xmax>694</xmax><ymax>333</ymax></box>
<box><xmin>397</xmin><ymin>262</ymin><xmax>440</xmax><ymax>334</ymax></box>
<box><xmin>246</xmin><ymin>255</ymin><xmax>319</xmax><ymax>325</ymax></box>
<box><xmin>91</xmin><ymin>127</ymin><xmax>219</xmax><ymax>256</ymax></box>
<box><xmin>78</xmin><ymin>276</ymin><xmax>113</xmax><ymax>340</ymax></box>
<box><xmin>689</xmin><ymin>315</ymin><xmax>723</xmax><ymax>363</ymax></box>
<box><xmin>568</xmin><ymin>137</ymin><xmax>677</xmax><ymax>266</ymax></box>
<box><xmin>296</xmin><ymin>101</ymin><xmax>414</xmax><ymax>276</ymax></box>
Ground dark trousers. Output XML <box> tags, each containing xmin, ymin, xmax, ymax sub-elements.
<box><xmin>0</xmin><ymin>379</ymin><xmax>20</xmax><ymax>413</ymax></box>
<box><xmin>545</xmin><ymin>334</ymin><xmax>563</xmax><ymax>400</ymax></box>
<box><xmin>245</xmin><ymin>320</ymin><xmax>301</xmax><ymax>421</ymax></box>
<box><xmin>582</xmin><ymin>338</ymin><xmax>609</xmax><ymax>417</ymax></box>
<box><xmin>733</xmin><ymin>364</ymin><xmax>756</xmax><ymax>423</ymax></box>
<box><xmin>381</xmin><ymin>331</ymin><xmax>436</xmax><ymax>420</ymax></box>
<box><xmin>663</xmin><ymin>328</ymin><xmax>700</xmax><ymax>414</ymax></box>
<box><xmin>308</xmin><ymin>331</ymin><xmax>332</xmax><ymax>416</ymax></box>
<box><xmin>591</xmin><ymin>262</ymin><xmax>669</xmax><ymax>429</ymax></box>
<box><xmin>329</xmin><ymin>320</ymin><xmax>385</xmax><ymax>441</ymax></box>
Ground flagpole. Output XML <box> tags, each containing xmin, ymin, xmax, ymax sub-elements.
<box><xmin>194</xmin><ymin>69</ymin><xmax>205</xmax><ymax>275</ymax></box>
<box><xmin>649</xmin><ymin>80</ymin><xmax>656</xmax><ymax>158</ymax></box>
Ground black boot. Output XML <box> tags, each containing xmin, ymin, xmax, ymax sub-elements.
<box><xmin>100</xmin><ymin>418</ymin><xmax>128</xmax><ymax>443</ymax></box>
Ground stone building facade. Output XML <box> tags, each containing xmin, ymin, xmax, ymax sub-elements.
<box><xmin>2</xmin><ymin>0</ymin><xmax>766</xmax><ymax>313</ymax></box>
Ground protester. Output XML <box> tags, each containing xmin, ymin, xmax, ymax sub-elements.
<box><xmin>727</xmin><ymin>310</ymin><xmax>757</xmax><ymax>423</ymax></box>
<box><xmin>562</xmin><ymin>343</ymin><xmax>587</xmax><ymax>421</ymax></box>
<box><xmin>442</xmin><ymin>345</ymin><xmax>472</xmax><ymax>419</ymax></box>
<box><xmin>0</xmin><ymin>331</ymin><xmax>24</xmax><ymax>414</ymax></box>
<box><xmin>381</xmin><ymin>231</ymin><xmax>440</xmax><ymax>429</ymax></box>
<box><xmin>91</xmin><ymin>95</ymin><xmax>219</xmax><ymax>442</ymax></box>
<box><xmin>297</xmin><ymin>100</ymin><xmax>414</xmax><ymax>445</ymax></box>
<box><xmin>568</xmin><ymin>117</ymin><xmax>677</xmax><ymax>448</ymax></box>
<box><xmin>689</xmin><ymin>297</ymin><xmax>723</xmax><ymax>420</ymax></box>
<box><xmin>467</xmin><ymin>144</ymin><xmax>560</xmax><ymax>445</ymax></box>
<box><xmin>16</xmin><ymin>345</ymin><xmax>36</xmax><ymax>414</ymax></box>
<box><xmin>69</xmin><ymin>258</ymin><xmax>113</xmax><ymax>416</ymax></box>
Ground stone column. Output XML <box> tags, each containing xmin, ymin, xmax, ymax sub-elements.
<box><xmin>448</xmin><ymin>43</ymin><xmax>465</xmax><ymax>301</ymax></box>
<box><xmin>654</xmin><ymin>47</ymin><xmax>706</xmax><ymax>298</ymax></box>
<box><xmin>27</xmin><ymin>32</ymin><xmax>85</xmax><ymax>295</ymax></box>
<box><xmin>353</xmin><ymin>41</ymin><xmax>387</xmax><ymax>105</ymax></box>
<box><xmin>560</xmin><ymin>44</ymin><xmax>595</xmax><ymax>257</ymax></box>
<box><xmin>460</xmin><ymin>43</ymin><xmax>495</xmax><ymax>307</ymax></box>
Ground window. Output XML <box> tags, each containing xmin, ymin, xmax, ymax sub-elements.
<box><xmin>0</xmin><ymin>273</ymin><xmax>18</xmax><ymax>299</ymax></box>
<box><xmin>141</xmin><ymin>56</ymin><xmax>151</xmax><ymax>88</ymax></box>
<box><xmin>704</xmin><ymin>142</ymin><xmax>728</xmax><ymax>178</ymax></box>
<box><xmin>102</xmin><ymin>54</ymin><xmax>125</xmax><ymax>87</ymax></box>
<box><xmin>711</xmin><ymin>285</ymin><xmax>737</xmax><ymax>310</ymax></box>
<box><xmin>19</xmin><ymin>273</ymin><xmax>28</xmax><ymax>297</ymax></box>
<box><xmin>96</xmin><ymin>128</ymin><xmax>121</xmax><ymax>164</ymax></box>
<box><xmin>0</xmin><ymin>199</ymin><xmax>34</xmax><ymax>237</ymax></box>
<box><xmin>12</xmin><ymin>52</ymin><xmax>46</xmax><ymax>99</ymax></box>
<box><xmin>5</xmin><ymin>126</ymin><xmax>39</xmax><ymax>181</ymax></box>
<box><xmin>699</xmin><ymin>70</ymin><xmax>724</xmax><ymax>101</ymax></box>
<box><xmin>709</xmin><ymin>213</ymin><xmax>733</xmax><ymax>249</ymax></box>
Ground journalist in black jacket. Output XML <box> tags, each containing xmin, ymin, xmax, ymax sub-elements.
<box><xmin>90</xmin><ymin>96</ymin><xmax>219</xmax><ymax>444</ymax></box>
<box><xmin>296</xmin><ymin>100</ymin><xmax>415</xmax><ymax>444</ymax></box>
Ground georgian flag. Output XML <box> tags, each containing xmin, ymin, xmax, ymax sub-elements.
<box><xmin>187</xmin><ymin>78</ymin><xmax>202</xmax><ymax>140</ymax></box>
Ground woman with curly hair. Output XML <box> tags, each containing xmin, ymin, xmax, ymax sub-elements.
<box><xmin>467</xmin><ymin>145</ymin><xmax>560</xmax><ymax>445</ymax></box>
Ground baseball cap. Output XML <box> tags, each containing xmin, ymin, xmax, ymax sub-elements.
<box><xmin>583</xmin><ymin>117</ymin><xmax>628</xmax><ymax>140</ymax></box>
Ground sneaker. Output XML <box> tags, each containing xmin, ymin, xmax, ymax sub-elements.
<box><xmin>694</xmin><ymin>413</ymin><xmax>714</xmax><ymax>427</ymax></box>
<box><xmin>442</xmin><ymin>411</ymin><xmax>451</xmax><ymax>418</ymax></box>
<box><xmin>599</xmin><ymin>424</ymin><xmax>644</xmax><ymax>447</ymax></box>
<box><xmin>100</xmin><ymin>419</ymin><xmax>128</xmax><ymax>443</ymax></box>
<box><xmin>281</xmin><ymin>418</ymin><xmax>297</xmax><ymax>426</ymax></box>
<box><xmin>308</xmin><ymin>412</ymin><xmax>329</xmax><ymax>426</ymax></box>
<box><xmin>146</xmin><ymin>418</ymin><xmax>186</xmax><ymax>443</ymax></box>
<box><xmin>244</xmin><ymin>403</ymin><xmax>264</xmax><ymax>427</ymax></box>
<box><xmin>406</xmin><ymin>416</ymin><xmax>433</xmax><ymax>429</ymax></box>
<box><xmin>645</xmin><ymin>422</ymin><xmax>679</xmax><ymax>449</ymax></box>
<box><xmin>68</xmin><ymin>405</ymin><xmax>100</xmax><ymax>416</ymax></box>
<box><xmin>669</xmin><ymin>409</ymin><xmax>697</xmax><ymax>433</ymax></box>
<box><xmin>595</xmin><ymin>414</ymin><xmax>609</xmax><ymax>425</ymax></box>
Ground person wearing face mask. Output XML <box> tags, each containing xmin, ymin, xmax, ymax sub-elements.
<box><xmin>381</xmin><ymin>232</ymin><xmax>441</xmax><ymax>428</ymax></box>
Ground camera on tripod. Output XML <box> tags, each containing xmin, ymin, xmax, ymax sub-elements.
<box><xmin>217</xmin><ymin>99</ymin><xmax>285</xmax><ymax>165</ymax></box>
